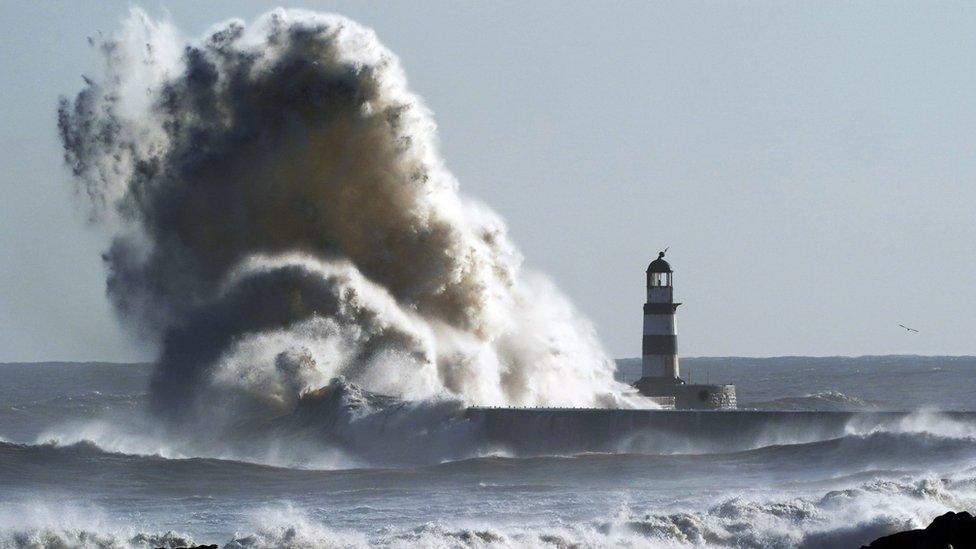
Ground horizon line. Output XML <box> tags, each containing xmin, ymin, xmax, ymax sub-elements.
<box><xmin>2</xmin><ymin>353</ymin><xmax>975</xmax><ymax>366</ymax></box>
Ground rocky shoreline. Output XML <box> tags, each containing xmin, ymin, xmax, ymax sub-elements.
<box><xmin>862</xmin><ymin>511</ymin><xmax>976</xmax><ymax>548</ymax></box>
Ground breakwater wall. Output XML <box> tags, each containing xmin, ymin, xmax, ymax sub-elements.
<box><xmin>462</xmin><ymin>408</ymin><xmax>976</xmax><ymax>456</ymax></box>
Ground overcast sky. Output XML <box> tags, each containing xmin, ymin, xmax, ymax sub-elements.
<box><xmin>2</xmin><ymin>1</ymin><xmax>975</xmax><ymax>362</ymax></box>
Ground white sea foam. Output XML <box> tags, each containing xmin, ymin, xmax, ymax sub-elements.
<box><xmin>846</xmin><ymin>409</ymin><xmax>976</xmax><ymax>440</ymax></box>
<box><xmin>0</xmin><ymin>500</ymin><xmax>195</xmax><ymax>549</ymax></box>
<box><xmin>3</xmin><ymin>473</ymin><xmax>973</xmax><ymax>548</ymax></box>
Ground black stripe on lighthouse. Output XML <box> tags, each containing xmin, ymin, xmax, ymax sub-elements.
<box><xmin>644</xmin><ymin>303</ymin><xmax>679</xmax><ymax>314</ymax></box>
<box><xmin>642</xmin><ymin>335</ymin><xmax>677</xmax><ymax>354</ymax></box>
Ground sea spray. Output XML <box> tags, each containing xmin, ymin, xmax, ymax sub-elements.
<box><xmin>58</xmin><ymin>8</ymin><xmax>646</xmax><ymax>427</ymax></box>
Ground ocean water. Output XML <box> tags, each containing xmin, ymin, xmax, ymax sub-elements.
<box><xmin>1</xmin><ymin>357</ymin><xmax>975</xmax><ymax>548</ymax></box>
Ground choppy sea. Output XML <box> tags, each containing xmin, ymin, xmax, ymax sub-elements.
<box><xmin>1</xmin><ymin>356</ymin><xmax>975</xmax><ymax>548</ymax></box>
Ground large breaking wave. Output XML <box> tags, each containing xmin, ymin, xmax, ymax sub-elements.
<box><xmin>57</xmin><ymin>7</ymin><xmax>645</xmax><ymax>440</ymax></box>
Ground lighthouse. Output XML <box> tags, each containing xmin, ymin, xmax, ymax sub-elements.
<box><xmin>634</xmin><ymin>250</ymin><xmax>738</xmax><ymax>409</ymax></box>
<box><xmin>642</xmin><ymin>250</ymin><xmax>681</xmax><ymax>381</ymax></box>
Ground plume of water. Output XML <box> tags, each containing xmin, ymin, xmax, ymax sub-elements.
<box><xmin>58</xmin><ymin>8</ymin><xmax>646</xmax><ymax>422</ymax></box>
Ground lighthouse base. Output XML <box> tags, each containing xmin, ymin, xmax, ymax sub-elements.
<box><xmin>634</xmin><ymin>376</ymin><xmax>737</xmax><ymax>410</ymax></box>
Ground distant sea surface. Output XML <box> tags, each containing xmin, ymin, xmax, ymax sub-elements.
<box><xmin>1</xmin><ymin>356</ymin><xmax>974</xmax><ymax>548</ymax></box>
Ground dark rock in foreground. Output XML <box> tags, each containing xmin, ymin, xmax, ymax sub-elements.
<box><xmin>862</xmin><ymin>511</ymin><xmax>976</xmax><ymax>548</ymax></box>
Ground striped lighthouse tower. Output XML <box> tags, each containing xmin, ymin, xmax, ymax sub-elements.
<box><xmin>642</xmin><ymin>250</ymin><xmax>681</xmax><ymax>380</ymax></box>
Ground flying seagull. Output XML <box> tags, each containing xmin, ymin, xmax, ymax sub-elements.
<box><xmin>899</xmin><ymin>324</ymin><xmax>919</xmax><ymax>333</ymax></box>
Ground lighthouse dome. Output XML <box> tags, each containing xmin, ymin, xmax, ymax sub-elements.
<box><xmin>647</xmin><ymin>252</ymin><xmax>671</xmax><ymax>273</ymax></box>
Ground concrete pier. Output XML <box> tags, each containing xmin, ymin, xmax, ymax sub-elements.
<box><xmin>462</xmin><ymin>408</ymin><xmax>976</xmax><ymax>456</ymax></box>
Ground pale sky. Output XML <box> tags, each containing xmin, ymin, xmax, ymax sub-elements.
<box><xmin>2</xmin><ymin>1</ymin><xmax>975</xmax><ymax>362</ymax></box>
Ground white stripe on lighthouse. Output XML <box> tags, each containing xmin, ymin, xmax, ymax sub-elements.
<box><xmin>642</xmin><ymin>314</ymin><xmax>675</xmax><ymax>335</ymax></box>
<box><xmin>642</xmin><ymin>354</ymin><xmax>678</xmax><ymax>378</ymax></box>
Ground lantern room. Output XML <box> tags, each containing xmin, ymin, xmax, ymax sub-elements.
<box><xmin>646</xmin><ymin>251</ymin><xmax>674</xmax><ymax>303</ymax></box>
